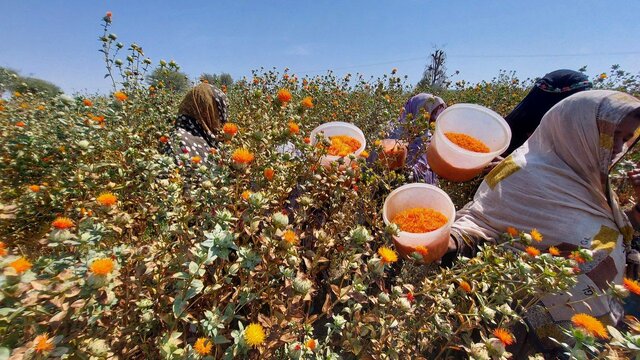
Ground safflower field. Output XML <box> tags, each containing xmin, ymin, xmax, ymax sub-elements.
<box><xmin>1</xmin><ymin>14</ymin><xmax>640</xmax><ymax>360</ymax></box>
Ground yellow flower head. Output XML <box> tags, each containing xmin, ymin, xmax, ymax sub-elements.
<box><xmin>242</xmin><ymin>190</ymin><xmax>252</xmax><ymax>201</ymax></box>
<box><xmin>359</xmin><ymin>150</ymin><xmax>370</xmax><ymax>158</ymax></box>
<box><xmin>232</xmin><ymin>148</ymin><xmax>255</xmax><ymax>165</ymax></box>
<box><xmin>283</xmin><ymin>230</ymin><xmax>299</xmax><ymax>245</ymax></box>
<box><xmin>90</xmin><ymin>258</ymin><xmax>115</xmax><ymax>276</ymax></box>
<box><xmin>377</xmin><ymin>246</ymin><xmax>398</xmax><ymax>264</ymax></box>
<box><xmin>34</xmin><ymin>333</ymin><xmax>55</xmax><ymax>353</ymax></box>
<box><xmin>571</xmin><ymin>313</ymin><xmax>609</xmax><ymax>339</ymax></box>
<box><xmin>548</xmin><ymin>246</ymin><xmax>560</xmax><ymax>256</ymax></box>
<box><xmin>0</xmin><ymin>242</ymin><xmax>7</xmax><ymax>257</ymax></box>
<box><xmin>97</xmin><ymin>192</ymin><xmax>117</xmax><ymax>207</ymax></box>
<box><xmin>244</xmin><ymin>323</ymin><xmax>266</xmax><ymax>347</ymax></box>
<box><xmin>194</xmin><ymin>337</ymin><xmax>212</xmax><ymax>355</ymax></box>
<box><xmin>492</xmin><ymin>328</ymin><xmax>515</xmax><ymax>346</ymax></box>
<box><xmin>52</xmin><ymin>217</ymin><xmax>74</xmax><ymax>230</ymax></box>
<box><xmin>191</xmin><ymin>156</ymin><xmax>202</xmax><ymax>164</ymax></box>
<box><xmin>530</xmin><ymin>229</ymin><xmax>543</xmax><ymax>242</ymax></box>
<box><xmin>28</xmin><ymin>185</ymin><xmax>41</xmax><ymax>193</ymax></box>
<box><xmin>10</xmin><ymin>257</ymin><xmax>32</xmax><ymax>274</ymax></box>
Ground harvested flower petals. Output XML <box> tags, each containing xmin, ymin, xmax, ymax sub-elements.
<box><xmin>392</xmin><ymin>208</ymin><xmax>448</xmax><ymax>233</ymax></box>
<box><xmin>326</xmin><ymin>135</ymin><xmax>361</xmax><ymax>157</ymax></box>
<box><xmin>444</xmin><ymin>132</ymin><xmax>490</xmax><ymax>153</ymax></box>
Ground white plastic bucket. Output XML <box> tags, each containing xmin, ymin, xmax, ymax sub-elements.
<box><xmin>310</xmin><ymin>122</ymin><xmax>366</xmax><ymax>167</ymax></box>
<box><xmin>428</xmin><ymin>104</ymin><xmax>511</xmax><ymax>182</ymax></box>
<box><xmin>382</xmin><ymin>183</ymin><xmax>455</xmax><ymax>262</ymax></box>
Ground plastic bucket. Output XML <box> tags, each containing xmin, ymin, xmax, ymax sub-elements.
<box><xmin>382</xmin><ymin>183</ymin><xmax>456</xmax><ymax>262</ymax></box>
<box><xmin>310</xmin><ymin>122</ymin><xmax>366</xmax><ymax>167</ymax></box>
<box><xmin>427</xmin><ymin>104</ymin><xmax>511</xmax><ymax>182</ymax></box>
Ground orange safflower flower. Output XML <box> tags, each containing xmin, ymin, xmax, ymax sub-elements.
<box><xmin>37</xmin><ymin>105</ymin><xmax>45</xmax><ymax>110</ymax></box>
<box><xmin>277</xmin><ymin>89</ymin><xmax>292</xmax><ymax>103</ymax></box>
<box><xmin>288</xmin><ymin>121</ymin><xmax>300</xmax><ymax>135</ymax></box>
<box><xmin>16</xmin><ymin>121</ymin><xmax>26</xmax><ymax>127</ymax></box>
<box><xmin>444</xmin><ymin>132</ymin><xmax>490</xmax><ymax>153</ymax></box>
<box><xmin>359</xmin><ymin>150</ymin><xmax>370</xmax><ymax>158</ymax></box>
<box><xmin>221</xmin><ymin>85</ymin><xmax>227</xmax><ymax>93</ymax></box>
<box><xmin>570</xmin><ymin>251</ymin><xmax>587</xmax><ymax>264</ymax></box>
<box><xmin>283</xmin><ymin>230</ymin><xmax>299</xmax><ymax>245</ymax></box>
<box><xmin>96</xmin><ymin>193</ymin><xmax>117</xmax><ymax>207</ymax></box>
<box><xmin>28</xmin><ymin>185</ymin><xmax>41</xmax><ymax>192</ymax></box>
<box><xmin>0</xmin><ymin>242</ymin><xmax>7</xmax><ymax>257</ymax></box>
<box><xmin>301</xmin><ymin>96</ymin><xmax>314</xmax><ymax>109</ymax></box>
<box><xmin>223</xmin><ymin>123</ymin><xmax>238</xmax><ymax>136</ymax></box>
<box><xmin>304</xmin><ymin>137</ymin><xmax>311</xmax><ymax>144</ymax></box>
<box><xmin>624</xmin><ymin>277</ymin><xmax>640</xmax><ymax>296</ymax></box>
<box><xmin>493</xmin><ymin>328</ymin><xmax>515</xmax><ymax>346</ymax></box>
<box><xmin>113</xmin><ymin>91</ymin><xmax>128</xmax><ymax>102</ymax></box>
<box><xmin>531</xmin><ymin>229</ymin><xmax>543</xmax><ymax>242</ymax></box>
<box><xmin>548</xmin><ymin>246</ymin><xmax>560</xmax><ymax>256</ymax></box>
<box><xmin>305</xmin><ymin>339</ymin><xmax>316</xmax><ymax>350</ymax></box>
<box><xmin>232</xmin><ymin>148</ymin><xmax>254</xmax><ymax>164</ymax></box>
<box><xmin>242</xmin><ymin>190</ymin><xmax>252</xmax><ymax>201</ymax></box>
<box><xmin>392</xmin><ymin>208</ymin><xmax>448</xmax><ymax>233</ymax></box>
<box><xmin>34</xmin><ymin>333</ymin><xmax>55</xmax><ymax>353</ymax></box>
<box><xmin>459</xmin><ymin>280</ymin><xmax>472</xmax><ymax>293</ymax></box>
<box><xmin>83</xmin><ymin>99</ymin><xmax>93</xmax><ymax>107</ymax></box>
<box><xmin>10</xmin><ymin>257</ymin><xmax>32</xmax><ymax>274</ymax></box>
<box><xmin>264</xmin><ymin>168</ymin><xmax>275</xmax><ymax>181</ymax></box>
<box><xmin>414</xmin><ymin>246</ymin><xmax>429</xmax><ymax>258</ymax></box>
<box><xmin>191</xmin><ymin>156</ymin><xmax>202</xmax><ymax>164</ymax></box>
<box><xmin>52</xmin><ymin>217</ymin><xmax>74</xmax><ymax>230</ymax></box>
<box><xmin>378</xmin><ymin>246</ymin><xmax>398</xmax><ymax>264</ymax></box>
<box><xmin>525</xmin><ymin>246</ymin><xmax>540</xmax><ymax>257</ymax></box>
<box><xmin>506</xmin><ymin>227</ymin><xmax>518</xmax><ymax>237</ymax></box>
<box><xmin>194</xmin><ymin>337</ymin><xmax>212</xmax><ymax>355</ymax></box>
<box><xmin>90</xmin><ymin>258</ymin><xmax>115</xmax><ymax>276</ymax></box>
<box><xmin>571</xmin><ymin>313</ymin><xmax>609</xmax><ymax>339</ymax></box>
<box><xmin>106</xmin><ymin>11</ymin><xmax>112</xmax><ymax>18</ymax></box>
<box><xmin>159</xmin><ymin>135</ymin><xmax>169</xmax><ymax>144</ymax></box>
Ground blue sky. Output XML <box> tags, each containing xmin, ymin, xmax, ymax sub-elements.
<box><xmin>1</xmin><ymin>1</ymin><xmax>639</xmax><ymax>94</ymax></box>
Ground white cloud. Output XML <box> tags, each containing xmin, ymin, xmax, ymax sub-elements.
<box><xmin>285</xmin><ymin>45</ymin><xmax>311</xmax><ymax>56</ymax></box>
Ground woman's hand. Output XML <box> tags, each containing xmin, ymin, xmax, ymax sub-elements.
<box><xmin>379</xmin><ymin>139</ymin><xmax>408</xmax><ymax>171</ymax></box>
<box><xmin>482</xmin><ymin>156</ymin><xmax>504</xmax><ymax>174</ymax></box>
<box><xmin>628</xmin><ymin>168</ymin><xmax>640</xmax><ymax>203</ymax></box>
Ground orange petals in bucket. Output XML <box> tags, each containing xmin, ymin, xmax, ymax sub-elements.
<box><xmin>392</xmin><ymin>207</ymin><xmax>448</xmax><ymax>233</ymax></box>
<box><xmin>444</xmin><ymin>132</ymin><xmax>490</xmax><ymax>153</ymax></box>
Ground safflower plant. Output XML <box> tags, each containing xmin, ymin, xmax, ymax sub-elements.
<box><xmin>0</xmin><ymin>14</ymin><xmax>639</xmax><ymax>360</ymax></box>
